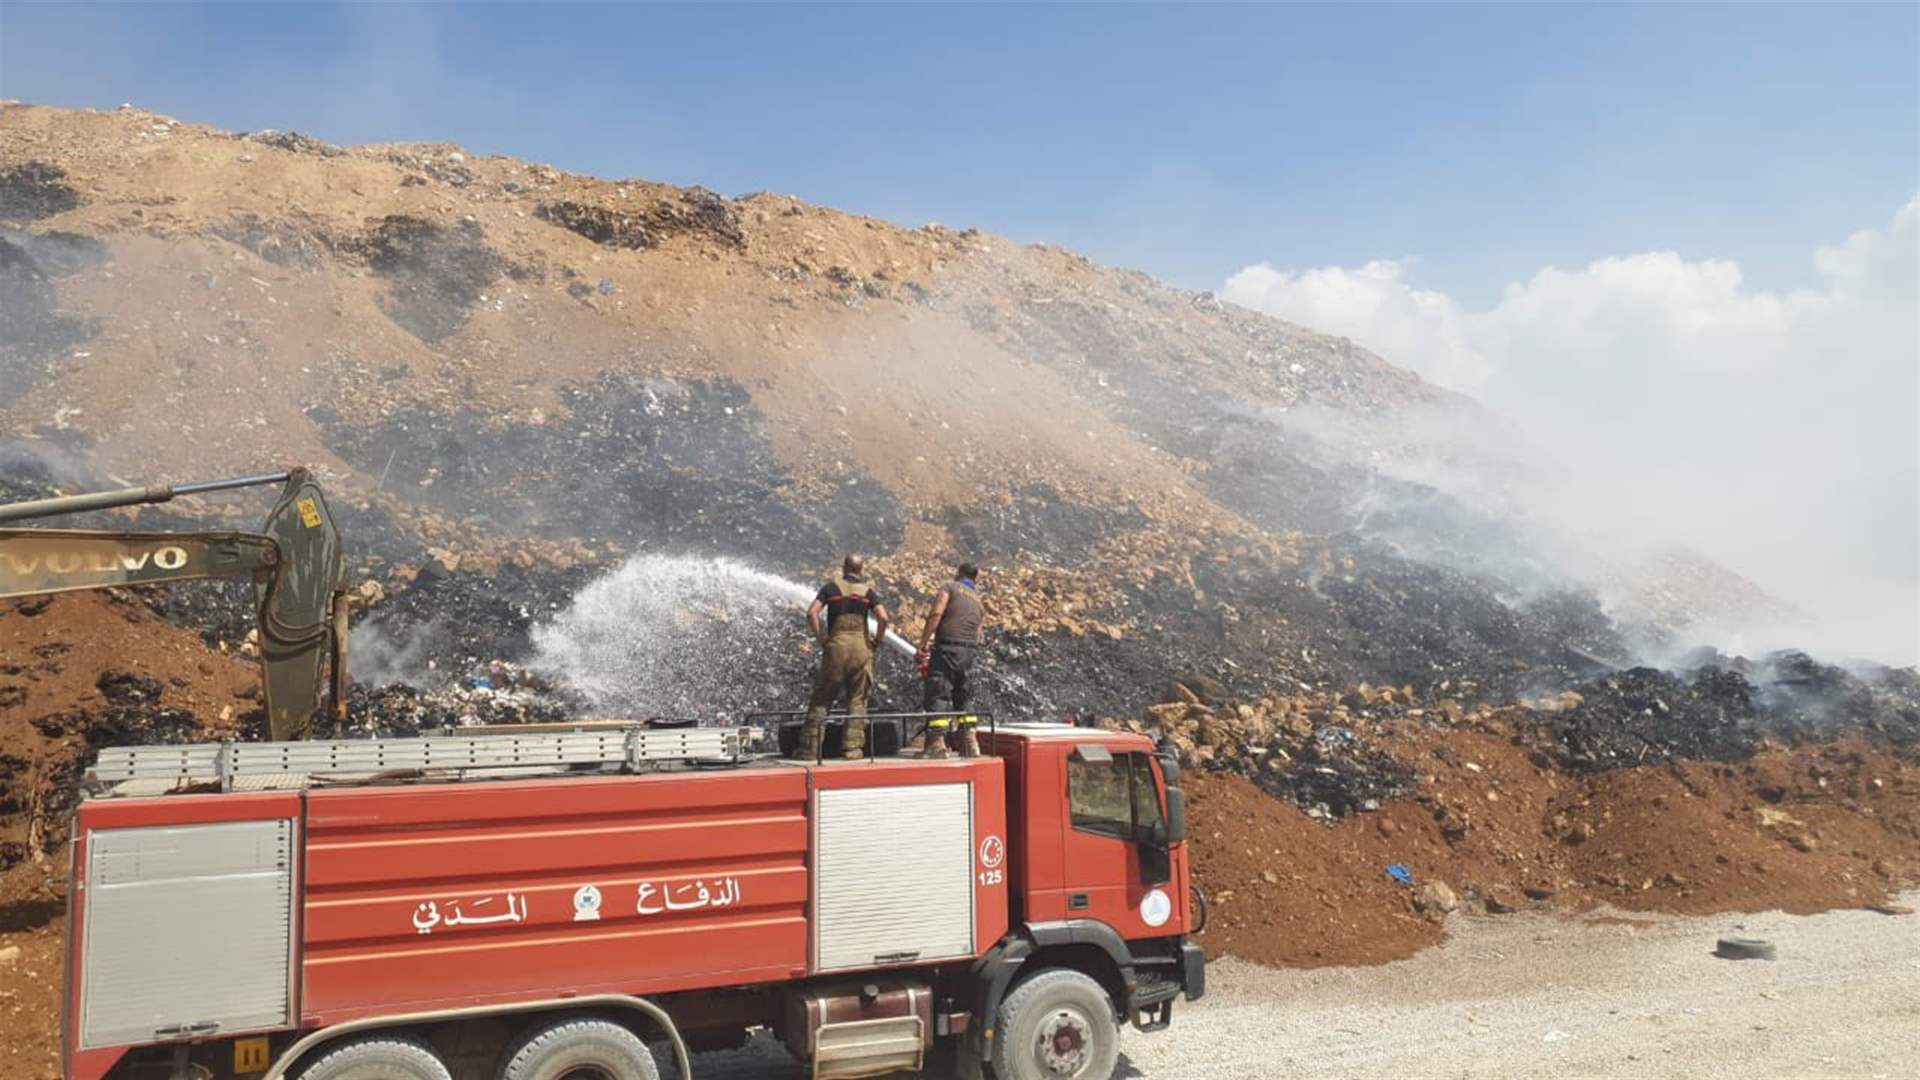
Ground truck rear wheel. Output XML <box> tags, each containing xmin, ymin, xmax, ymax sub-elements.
<box><xmin>991</xmin><ymin>969</ymin><xmax>1120</xmax><ymax>1080</ymax></box>
<box><xmin>296</xmin><ymin>1034</ymin><xmax>452</xmax><ymax>1080</ymax></box>
<box><xmin>499</xmin><ymin>1015</ymin><xmax>661</xmax><ymax>1080</ymax></box>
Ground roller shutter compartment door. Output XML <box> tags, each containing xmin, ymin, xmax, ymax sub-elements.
<box><xmin>814</xmin><ymin>783</ymin><xmax>974</xmax><ymax>972</ymax></box>
<box><xmin>81</xmin><ymin>819</ymin><xmax>294</xmax><ymax>1048</ymax></box>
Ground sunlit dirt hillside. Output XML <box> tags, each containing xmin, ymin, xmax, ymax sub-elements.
<box><xmin>4</xmin><ymin>101</ymin><xmax>1761</xmax><ymax>711</ymax></box>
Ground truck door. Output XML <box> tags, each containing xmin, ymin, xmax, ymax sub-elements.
<box><xmin>1058</xmin><ymin>744</ymin><xmax>1178</xmax><ymax>939</ymax></box>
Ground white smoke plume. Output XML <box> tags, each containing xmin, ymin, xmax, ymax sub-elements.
<box><xmin>1223</xmin><ymin>198</ymin><xmax>1920</xmax><ymax>665</ymax></box>
<box><xmin>348</xmin><ymin>619</ymin><xmax>444</xmax><ymax>687</ymax></box>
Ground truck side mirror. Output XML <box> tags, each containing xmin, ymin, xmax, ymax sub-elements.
<box><xmin>1155</xmin><ymin>735</ymin><xmax>1181</xmax><ymax>785</ymax></box>
<box><xmin>1164</xmin><ymin>786</ymin><xmax>1187</xmax><ymax>845</ymax></box>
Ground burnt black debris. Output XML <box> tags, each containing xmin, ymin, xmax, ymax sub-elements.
<box><xmin>943</xmin><ymin>485</ymin><xmax>1148</xmax><ymax>563</ymax></box>
<box><xmin>1539</xmin><ymin>666</ymin><xmax>1761</xmax><ymax>771</ymax></box>
<box><xmin>0</xmin><ymin>228</ymin><xmax>108</xmax><ymax>276</ymax></box>
<box><xmin>0</xmin><ymin>468</ymin><xmax>56</xmax><ymax>507</ymax></box>
<box><xmin>0</xmin><ymin>162</ymin><xmax>81</xmax><ymax>222</ymax></box>
<box><xmin>1534</xmin><ymin>654</ymin><xmax>1920</xmax><ymax>773</ymax></box>
<box><xmin>537</xmin><ymin>201</ymin><xmax>654</xmax><ymax>249</ymax></box>
<box><xmin>337</xmin><ymin>215</ymin><xmax>505</xmax><ymax>343</ymax></box>
<box><xmin>97</xmin><ymin>671</ymin><xmax>163</xmax><ymax>707</ymax></box>
<box><xmin>665</xmin><ymin>189</ymin><xmax>747</xmax><ymax>249</ymax></box>
<box><xmin>1252</xmin><ymin>727</ymin><xmax>1420</xmax><ymax>820</ymax></box>
<box><xmin>0</xmin><ymin>229</ymin><xmax>100</xmax><ymax>393</ymax></box>
<box><xmin>355</xmin><ymin>562</ymin><xmax>596</xmax><ymax>675</ymax></box>
<box><xmin>26</xmin><ymin>672</ymin><xmax>203</xmax><ymax>854</ymax></box>
<box><xmin>136</xmin><ymin>579</ymin><xmax>257</xmax><ymax>651</ymax></box>
<box><xmin>211</xmin><ymin>212</ymin><xmax>328</xmax><ymax>268</ymax></box>
<box><xmin>537</xmin><ymin>190</ymin><xmax>745</xmax><ymax>252</ymax></box>
<box><xmin>312</xmin><ymin>375</ymin><xmax>902</xmax><ymax>569</ymax></box>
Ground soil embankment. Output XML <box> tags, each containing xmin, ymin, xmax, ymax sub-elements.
<box><xmin>0</xmin><ymin>591</ymin><xmax>257</xmax><ymax>1079</ymax></box>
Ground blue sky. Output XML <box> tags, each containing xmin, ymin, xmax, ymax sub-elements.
<box><xmin>3</xmin><ymin>1</ymin><xmax>1914</xmax><ymax>302</ymax></box>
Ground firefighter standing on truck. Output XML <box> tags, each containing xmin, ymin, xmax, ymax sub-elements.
<box><xmin>917</xmin><ymin>561</ymin><xmax>985</xmax><ymax>759</ymax></box>
<box><xmin>800</xmin><ymin>555</ymin><xmax>891</xmax><ymax>761</ymax></box>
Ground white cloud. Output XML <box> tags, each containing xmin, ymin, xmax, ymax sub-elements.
<box><xmin>1223</xmin><ymin>198</ymin><xmax>1920</xmax><ymax>665</ymax></box>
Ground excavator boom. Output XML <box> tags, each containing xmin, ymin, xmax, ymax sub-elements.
<box><xmin>0</xmin><ymin>530</ymin><xmax>280</xmax><ymax>598</ymax></box>
<box><xmin>0</xmin><ymin>468</ymin><xmax>349</xmax><ymax>739</ymax></box>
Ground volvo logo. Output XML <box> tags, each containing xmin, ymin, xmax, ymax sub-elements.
<box><xmin>0</xmin><ymin>546</ymin><xmax>191</xmax><ymax>575</ymax></box>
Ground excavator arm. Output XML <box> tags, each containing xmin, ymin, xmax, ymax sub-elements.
<box><xmin>0</xmin><ymin>469</ymin><xmax>349</xmax><ymax>740</ymax></box>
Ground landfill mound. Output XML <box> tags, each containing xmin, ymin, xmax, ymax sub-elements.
<box><xmin>0</xmin><ymin>101</ymin><xmax>1837</xmax><ymax>726</ymax></box>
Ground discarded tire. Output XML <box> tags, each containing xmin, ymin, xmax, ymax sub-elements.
<box><xmin>1714</xmin><ymin>937</ymin><xmax>1777</xmax><ymax>960</ymax></box>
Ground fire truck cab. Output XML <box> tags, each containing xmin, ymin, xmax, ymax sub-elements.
<box><xmin>63</xmin><ymin>721</ymin><xmax>1202</xmax><ymax>1080</ymax></box>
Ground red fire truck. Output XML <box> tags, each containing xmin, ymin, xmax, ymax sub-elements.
<box><xmin>62</xmin><ymin>719</ymin><xmax>1203</xmax><ymax>1080</ymax></box>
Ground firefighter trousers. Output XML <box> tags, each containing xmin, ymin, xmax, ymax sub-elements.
<box><xmin>802</xmin><ymin>633</ymin><xmax>873</xmax><ymax>759</ymax></box>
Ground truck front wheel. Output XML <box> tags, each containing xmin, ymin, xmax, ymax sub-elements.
<box><xmin>295</xmin><ymin>1034</ymin><xmax>452</xmax><ymax>1080</ymax></box>
<box><xmin>499</xmin><ymin>1015</ymin><xmax>661</xmax><ymax>1080</ymax></box>
<box><xmin>991</xmin><ymin>969</ymin><xmax>1120</xmax><ymax>1080</ymax></box>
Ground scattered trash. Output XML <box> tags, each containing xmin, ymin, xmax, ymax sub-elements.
<box><xmin>1714</xmin><ymin>937</ymin><xmax>1777</xmax><ymax>961</ymax></box>
<box><xmin>1386</xmin><ymin>864</ymin><xmax>1414</xmax><ymax>886</ymax></box>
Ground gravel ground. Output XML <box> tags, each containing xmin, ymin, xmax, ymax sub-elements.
<box><xmin>682</xmin><ymin>893</ymin><xmax>1920</xmax><ymax>1079</ymax></box>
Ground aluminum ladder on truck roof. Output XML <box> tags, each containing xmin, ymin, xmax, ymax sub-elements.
<box><xmin>89</xmin><ymin>724</ymin><xmax>751</xmax><ymax>795</ymax></box>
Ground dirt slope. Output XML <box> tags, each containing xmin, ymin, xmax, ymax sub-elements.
<box><xmin>0</xmin><ymin>101</ymin><xmax>1425</xmax><ymax>508</ymax></box>
<box><xmin>0</xmin><ymin>591</ymin><xmax>258</xmax><ymax>1079</ymax></box>
<box><xmin>2</xmin><ymin>101</ymin><xmax>1819</xmax><ymax>725</ymax></box>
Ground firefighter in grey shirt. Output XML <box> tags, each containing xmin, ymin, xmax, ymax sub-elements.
<box><xmin>916</xmin><ymin>562</ymin><xmax>985</xmax><ymax>758</ymax></box>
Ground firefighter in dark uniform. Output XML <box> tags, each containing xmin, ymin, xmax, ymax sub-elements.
<box><xmin>916</xmin><ymin>562</ymin><xmax>985</xmax><ymax>758</ymax></box>
<box><xmin>800</xmin><ymin>555</ymin><xmax>891</xmax><ymax>761</ymax></box>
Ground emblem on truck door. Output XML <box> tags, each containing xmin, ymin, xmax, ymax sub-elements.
<box><xmin>573</xmin><ymin>884</ymin><xmax>603</xmax><ymax>922</ymax></box>
<box><xmin>978</xmin><ymin>834</ymin><xmax>1006</xmax><ymax>887</ymax></box>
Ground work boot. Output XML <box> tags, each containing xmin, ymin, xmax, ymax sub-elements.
<box><xmin>796</xmin><ymin>718</ymin><xmax>824</xmax><ymax>762</ymax></box>
<box><xmin>842</xmin><ymin>717</ymin><xmax>867</xmax><ymax>761</ymax></box>
<box><xmin>955</xmin><ymin>719</ymin><xmax>981</xmax><ymax>759</ymax></box>
<box><xmin>923</xmin><ymin>720</ymin><xmax>951</xmax><ymax>759</ymax></box>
